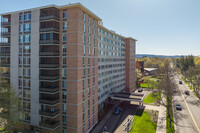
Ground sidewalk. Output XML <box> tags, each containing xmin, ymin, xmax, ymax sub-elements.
<box><xmin>144</xmin><ymin>95</ymin><xmax>166</xmax><ymax>133</ymax></box>
<box><xmin>91</xmin><ymin>101</ymin><xmax>121</xmax><ymax>133</ymax></box>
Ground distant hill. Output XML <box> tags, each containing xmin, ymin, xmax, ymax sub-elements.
<box><xmin>136</xmin><ymin>54</ymin><xmax>183</xmax><ymax>58</ymax></box>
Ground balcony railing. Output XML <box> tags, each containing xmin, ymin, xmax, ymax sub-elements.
<box><xmin>0</xmin><ymin>43</ymin><xmax>10</xmax><ymax>46</ymax></box>
<box><xmin>1</xmin><ymin>22</ymin><xmax>11</xmax><ymax>26</ymax></box>
<box><xmin>39</xmin><ymin>40</ymin><xmax>59</xmax><ymax>44</ymax></box>
<box><xmin>0</xmin><ymin>63</ymin><xmax>10</xmax><ymax>67</ymax></box>
<box><xmin>0</xmin><ymin>52</ymin><xmax>10</xmax><ymax>56</ymax></box>
<box><xmin>40</xmin><ymin>75</ymin><xmax>59</xmax><ymax>80</ymax></box>
<box><xmin>40</xmin><ymin>109</ymin><xmax>59</xmax><ymax>117</ymax></box>
<box><xmin>39</xmin><ymin>51</ymin><xmax>59</xmax><ymax>56</ymax></box>
<box><xmin>39</xmin><ymin>98</ymin><xmax>59</xmax><ymax>105</ymax></box>
<box><xmin>39</xmin><ymin>87</ymin><xmax>59</xmax><ymax>93</ymax></box>
<box><xmin>40</xmin><ymin>27</ymin><xmax>59</xmax><ymax>32</ymax></box>
<box><xmin>1</xmin><ymin>32</ymin><xmax>11</xmax><ymax>36</ymax></box>
<box><xmin>40</xmin><ymin>16</ymin><xmax>59</xmax><ymax>21</ymax></box>
<box><xmin>1</xmin><ymin>73</ymin><xmax>10</xmax><ymax>77</ymax></box>
<box><xmin>39</xmin><ymin>64</ymin><xmax>59</xmax><ymax>68</ymax></box>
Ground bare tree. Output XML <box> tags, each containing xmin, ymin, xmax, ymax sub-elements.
<box><xmin>157</xmin><ymin>59</ymin><xmax>177</xmax><ymax>131</ymax></box>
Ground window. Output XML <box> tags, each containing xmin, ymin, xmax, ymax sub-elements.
<box><xmin>18</xmin><ymin>68</ymin><xmax>22</xmax><ymax>76</ymax></box>
<box><xmin>23</xmin><ymin>68</ymin><xmax>30</xmax><ymax>77</ymax></box>
<box><xmin>24</xmin><ymin>12</ymin><xmax>31</xmax><ymax>21</ymax></box>
<box><xmin>62</xmin><ymin>57</ymin><xmax>66</xmax><ymax>65</ymax></box>
<box><xmin>19</xmin><ymin>13</ymin><xmax>23</xmax><ymax>21</ymax></box>
<box><xmin>88</xmin><ymin>36</ymin><xmax>90</xmax><ymax>45</ymax></box>
<box><xmin>83</xmin><ymin>45</ymin><xmax>85</xmax><ymax>56</ymax></box>
<box><xmin>63</xmin><ymin>21</ymin><xmax>67</xmax><ymax>30</ymax></box>
<box><xmin>62</xmin><ymin>103</ymin><xmax>66</xmax><ymax>112</ymax></box>
<box><xmin>63</xmin><ymin>11</ymin><xmax>67</xmax><ymax>19</ymax></box>
<box><xmin>24</xmin><ymin>113</ymin><xmax>31</xmax><ymax>121</ymax></box>
<box><xmin>19</xmin><ymin>46</ymin><xmax>22</xmax><ymax>53</ymax></box>
<box><xmin>23</xmin><ymin>46</ymin><xmax>31</xmax><ymax>54</ymax></box>
<box><xmin>23</xmin><ymin>57</ymin><xmax>30</xmax><ymax>65</ymax></box>
<box><xmin>88</xmin><ymin>47</ymin><xmax>90</xmax><ymax>55</ymax></box>
<box><xmin>83</xmin><ymin>58</ymin><xmax>85</xmax><ymax>66</ymax></box>
<box><xmin>62</xmin><ymin>127</ymin><xmax>66</xmax><ymax>133</ymax></box>
<box><xmin>19</xmin><ymin>79</ymin><xmax>22</xmax><ymax>86</ymax></box>
<box><xmin>83</xmin><ymin>23</ymin><xmax>85</xmax><ymax>33</ymax></box>
<box><xmin>83</xmin><ymin>101</ymin><xmax>85</xmax><ymax>112</ymax></box>
<box><xmin>24</xmin><ymin>23</ymin><xmax>31</xmax><ymax>31</ymax></box>
<box><xmin>83</xmin><ymin>12</ymin><xmax>85</xmax><ymax>22</ymax></box>
<box><xmin>23</xmin><ymin>35</ymin><xmax>31</xmax><ymax>43</ymax></box>
<box><xmin>83</xmin><ymin>112</ymin><xmax>85</xmax><ymax>123</ymax></box>
<box><xmin>62</xmin><ymin>45</ymin><xmax>67</xmax><ymax>54</ymax></box>
<box><xmin>19</xmin><ymin>35</ymin><xmax>23</xmax><ymax>43</ymax></box>
<box><xmin>23</xmin><ymin>90</ymin><xmax>30</xmax><ymax>99</ymax></box>
<box><xmin>62</xmin><ymin>69</ymin><xmax>66</xmax><ymax>77</ymax></box>
<box><xmin>83</xmin><ymin>69</ymin><xmax>85</xmax><ymax>78</ymax></box>
<box><xmin>83</xmin><ymin>79</ymin><xmax>85</xmax><ymax>89</ymax></box>
<box><xmin>62</xmin><ymin>115</ymin><xmax>66</xmax><ymax>124</ymax></box>
<box><xmin>62</xmin><ymin>80</ymin><xmax>66</xmax><ymax>89</ymax></box>
<box><xmin>88</xmin><ymin>16</ymin><xmax>90</xmax><ymax>25</ymax></box>
<box><xmin>62</xmin><ymin>33</ymin><xmax>67</xmax><ymax>42</ymax></box>
<box><xmin>23</xmin><ymin>79</ymin><xmax>30</xmax><ymax>88</ymax></box>
<box><xmin>62</xmin><ymin>91</ymin><xmax>66</xmax><ymax>100</ymax></box>
<box><xmin>19</xmin><ymin>57</ymin><xmax>23</xmax><ymax>64</ymax></box>
<box><xmin>19</xmin><ymin>24</ymin><xmax>23</xmax><ymax>32</ymax></box>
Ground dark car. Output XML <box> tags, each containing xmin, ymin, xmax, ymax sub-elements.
<box><xmin>176</xmin><ymin>103</ymin><xmax>182</xmax><ymax>110</ymax></box>
<box><xmin>113</xmin><ymin>106</ymin><xmax>122</xmax><ymax>115</ymax></box>
<box><xmin>179</xmin><ymin>80</ymin><xmax>182</xmax><ymax>84</ymax></box>
<box><xmin>185</xmin><ymin>90</ymin><xmax>190</xmax><ymax>95</ymax></box>
<box><xmin>138</xmin><ymin>88</ymin><xmax>143</xmax><ymax>92</ymax></box>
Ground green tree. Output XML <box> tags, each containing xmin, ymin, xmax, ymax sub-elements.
<box><xmin>0</xmin><ymin>76</ymin><xmax>23</xmax><ymax>132</ymax></box>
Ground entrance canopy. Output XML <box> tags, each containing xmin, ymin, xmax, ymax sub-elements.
<box><xmin>109</xmin><ymin>92</ymin><xmax>146</xmax><ymax>103</ymax></box>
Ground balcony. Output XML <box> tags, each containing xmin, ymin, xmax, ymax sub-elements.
<box><xmin>40</xmin><ymin>109</ymin><xmax>59</xmax><ymax>118</ymax></box>
<box><xmin>40</xmin><ymin>27</ymin><xmax>59</xmax><ymax>32</ymax></box>
<box><xmin>40</xmin><ymin>75</ymin><xmax>59</xmax><ymax>80</ymax></box>
<box><xmin>0</xmin><ymin>43</ymin><xmax>10</xmax><ymax>46</ymax></box>
<box><xmin>40</xmin><ymin>16</ymin><xmax>59</xmax><ymax>21</ymax></box>
<box><xmin>39</xmin><ymin>64</ymin><xmax>59</xmax><ymax>68</ymax></box>
<box><xmin>0</xmin><ymin>52</ymin><xmax>10</xmax><ymax>56</ymax></box>
<box><xmin>40</xmin><ymin>120</ymin><xmax>60</xmax><ymax>130</ymax></box>
<box><xmin>1</xmin><ymin>32</ymin><xmax>10</xmax><ymax>36</ymax></box>
<box><xmin>1</xmin><ymin>22</ymin><xmax>11</xmax><ymax>26</ymax></box>
<box><xmin>1</xmin><ymin>72</ymin><xmax>10</xmax><ymax>78</ymax></box>
<box><xmin>39</xmin><ymin>98</ymin><xmax>59</xmax><ymax>105</ymax></box>
<box><xmin>0</xmin><ymin>63</ymin><xmax>10</xmax><ymax>67</ymax></box>
<box><xmin>39</xmin><ymin>40</ymin><xmax>59</xmax><ymax>44</ymax></box>
<box><xmin>40</xmin><ymin>87</ymin><xmax>59</xmax><ymax>93</ymax></box>
<box><xmin>39</xmin><ymin>51</ymin><xmax>59</xmax><ymax>56</ymax></box>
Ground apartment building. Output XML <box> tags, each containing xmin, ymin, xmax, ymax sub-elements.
<box><xmin>0</xmin><ymin>3</ymin><xmax>136</xmax><ymax>133</ymax></box>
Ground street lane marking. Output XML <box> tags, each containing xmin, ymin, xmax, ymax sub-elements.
<box><xmin>177</xmin><ymin>77</ymin><xmax>200</xmax><ymax>133</ymax></box>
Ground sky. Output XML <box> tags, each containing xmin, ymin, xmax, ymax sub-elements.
<box><xmin>0</xmin><ymin>0</ymin><xmax>200</xmax><ymax>56</ymax></box>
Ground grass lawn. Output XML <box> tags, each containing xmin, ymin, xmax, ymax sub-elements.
<box><xmin>143</xmin><ymin>92</ymin><xmax>161</xmax><ymax>104</ymax></box>
<box><xmin>129</xmin><ymin>109</ymin><xmax>157</xmax><ymax>133</ymax></box>
<box><xmin>140</xmin><ymin>83</ymin><xmax>152</xmax><ymax>88</ymax></box>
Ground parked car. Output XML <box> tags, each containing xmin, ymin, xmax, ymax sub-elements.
<box><xmin>185</xmin><ymin>90</ymin><xmax>190</xmax><ymax>95</ymax></box>
<box><xmin>176</xmin><ymin>103</ymin><xmax>182</xmax><ymax>110</ymax></box>
<box><xmin>179</xmin><ymin>80</ymin><xmax>182</xmax><ymax>84</ymax></box>
<box><xmin>138</xmin><ymin>88</ymin><xmax>143</xmax><ymax>92</ymax></box>
<box><xmin>113</xmin><ymin>106</ymin><xmax>122</xmax><ymax>115</ymax></box>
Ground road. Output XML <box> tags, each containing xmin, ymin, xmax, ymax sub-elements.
<box><xmin>173</xmin><ymin>73</ymin><xmax>200</xmax><ymax>133</ymax></box>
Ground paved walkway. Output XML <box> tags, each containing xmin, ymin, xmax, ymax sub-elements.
<box><xmin>145</xmin><ymin>103</ymin><xmax>166</xmax><ymax>133</ymax></box>
<box><xmin>144</xmin><ymin>96</ymin><xmax>167</xmax><ymax>133</ymax></box>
